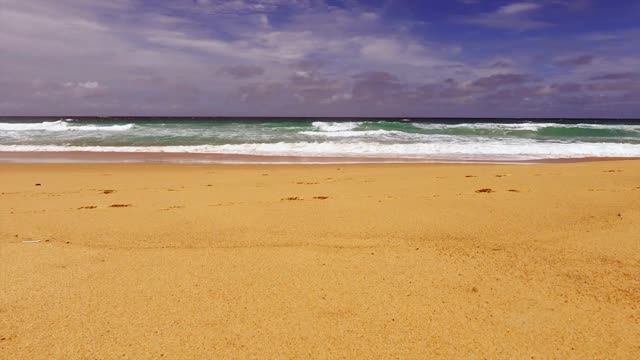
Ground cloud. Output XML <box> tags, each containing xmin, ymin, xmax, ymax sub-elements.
<box><xmin>489</xmin><ymin>60</ymin><xmax>515</xmax><ymax>69</ymax></box>
<box><xmin>62</xmin><ymin>81</ymin><xmax>109</xmax><ymax>98</ymax></box>
<box><xmin>470</xmin><ymin>73</ymin><xmax>531</xmax><ymax>89</ymax></box>
<box><xmin>549</xmin><ymin>0</ymin><xmax>593</xmax><ymax>11</ymax></box>
<box><xmin>586</xmin><ymin>80</ymin><xmax>640</xmax><ymax>92</ymax></box>
<box><xmin>0</xmin><ymin>0</ymin><xmax>638</xmax><ymax>116</ymax></box>
<box><xmin>498</xmin><ymin>3</ymin><xmax>542</xmax><ymax>15</ymax></box>
<box><xmin>218</xmin><ymin>65</ymin><xmax>265</xmax><ymax>79</ymax></box>
<box><xmin>460</xmin><ymin>2</ymin><xmax>550</xmax><ymax>30</ymax></box>
<box><xmin>555</xmin><ymin>54</ymin><xmax>596</xmax><ymax>67</ymax></box>
<box><xmin>590</xmin><ymin>73</ymin><xmax>640</xmax><ymax>81</ymax></box>
<box><xmin>351</xmin><ymin>72</ymin><xmax>406</xmax><ymax>103</ymax></box>
<box><xmin>191</xmin><ymin>0</ymin><xmax>310</xmax><ymax>14</ymax></box>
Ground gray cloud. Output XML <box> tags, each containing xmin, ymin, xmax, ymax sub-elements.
<box><xmin>489</xmin><ymin>60</ymin><xmax>514</xmax><ymax>69</ymax></box>
<box><xmin>586</xmin><ymin>80</ymin><xmax>640</xmax><ymax>92</ymax></box>
<box><xmin>351</xmin><ymin>72</ymin><xmax>406</xmax><ymax>103</ymax></box>
<box><xmin>590</xmin><ymin>72</ymin><xmax>640</xmax><ymax>81</ymax></box>
<box><xmin>471</xmin><ymin>73</ymin><xmax>531</xmax><ymax>89</ymax></box>
<box><xmin>556</xmin><ymin>54</ymin><xmax>595</xmax><ymax>67</ymax></box>
<box><xmin>218</xmin><ymin>65</ymin><xmax>265</xmax><ymax>79</ymax></box>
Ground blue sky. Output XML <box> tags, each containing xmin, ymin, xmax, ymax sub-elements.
<box><xmin>1</xmin><ymin>0</ymin><xmax>639</xmax><ymax>117</ymax></box>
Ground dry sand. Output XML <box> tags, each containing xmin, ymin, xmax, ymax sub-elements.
<box><xmin>1</xmin><ymin>161</ymin><xmax>639</xmax><ymax>358</ymax></box>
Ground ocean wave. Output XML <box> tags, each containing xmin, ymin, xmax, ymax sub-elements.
<box><xmin>0</xmin><ymin>120</ymin><xmax>135</xmax><ymax>132</ymax></box>
<box><xmin>311</xmin><ymin>121</ymin><xmax>361</xmax><ymax>132</ymax></box>
<box><xmin>299</xmin><ymin>129</ymin><xmax>405</xmax><ymax>138</ymax></box>
<box><xmin>1</xmin><ymin>141</ymin><xmax>639</xmax><ymax>160</ymax></box>
<box><xmin>413</xmin><ymin>122</ymin><xmax>640</xmax><ymax>132</ymax></box>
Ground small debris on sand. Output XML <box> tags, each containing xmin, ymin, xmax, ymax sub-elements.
<box><xmin>35</xmin><ymin>183</ymin><xmax>41</xmax><ymax>186</ymax></box>
<box><xmin>109</xmin><ymin>204</ymin><xmax>132</xmax><ymax>208</ymax></box>
<box><xmin>282</xmin><ymin>197</ymin><xmax>303</xmax><ymax>201</ymax></box>
<box><xmin>313</xmin><ymin>196</ymin><xmax>329</xmax><ymax>200</ymax></box>
<box><xmin>102</xmin><ymin>190</ymin><xmax>115</xmax><ymax>194</ymax></box>
<box><xmin>78</xmin><ymin>206</ymin><xmax>98</xmax><ymax>210</ymax></box>
<box><xmin>465</xmin><ymin>175</ymin><xmax>476</xmax><ymax>178</ymax></box>
<box><xmin>160</xmin><ymin>206</ymin><xmax>184</xmax><ymax>211</ymax></box>
<box><xmin>507</xmin><ymin>189</ymin><xmax>520</xmax><ymax>193</ymax></box>
<box><xmin>472</xmin><ymin>286</ymin><xmax>479</xmax><ymax>293</ymax></box>
<box><xmin>475</xmin><ymin>188</ymin><xmax>494</xmax><ymax>193</ymax></box>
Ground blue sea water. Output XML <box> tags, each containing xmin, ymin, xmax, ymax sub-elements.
<box><xmin>1</xmin><ymin>118</ymin><xmax>639</xmax><ymax>162</ymax></box>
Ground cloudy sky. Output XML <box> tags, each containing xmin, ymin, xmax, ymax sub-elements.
<box><xmin>1</xmin><ymin>0</ymin><xmax>639</xmax><ymax>117</ymax></box>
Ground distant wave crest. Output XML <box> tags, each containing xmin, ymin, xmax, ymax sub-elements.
<box><xmin>0</xmin><ymin>120</ymin><xmax>135</xmax><ymax>132</ymax></box>
<box><xmin>413</xmin><ymin>122</ymin><xmax>640</xmax><ymax>132</ymax></box>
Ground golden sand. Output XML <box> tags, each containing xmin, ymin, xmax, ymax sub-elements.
<box><xmin>1</xmin><ymin>161</ymin><xmax>639</xmax><ymax>358</ymax></box>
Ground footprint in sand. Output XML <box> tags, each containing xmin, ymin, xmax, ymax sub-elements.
<box><xmin>475</xmin><ymin>188</ymin><xmax>495</xmax><ymax>193</ymax></box>
<box><xmin>282</xmin><ymin>197</ymin><xmax>304</xmax><ymax>201</ymax></box>
<box><xmin>109</xmin><ymin>204</ymin><xmax>132</xmax><ymax>208</ymax></box>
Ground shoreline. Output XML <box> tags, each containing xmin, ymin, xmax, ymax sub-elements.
<box><xmin>0</xmin><ymin>150</ymin><xmax>637</xmax><ymax>164</ymax></box>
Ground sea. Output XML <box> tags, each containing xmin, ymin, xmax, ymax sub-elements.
<box><xmin>1</xmin><ymin>117</ymin><xmax>639</xmax><ymax>163</ymax></box>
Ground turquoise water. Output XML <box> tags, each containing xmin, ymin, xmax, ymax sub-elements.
<box><xmin>1</xmin><ymin>118</ymin><xmax>639</xmax><ymax>161</ymax></box>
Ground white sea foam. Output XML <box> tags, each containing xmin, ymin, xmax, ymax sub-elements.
<box><xmin>413</xmin><ymin>122</ymin><xmax>640</xmax><ymax>132</ymax></box>
<box><xmin>300</xmin><ymin>129</ymin><xmax>404</xmax><ymax>138</ymax></box>
<box><xmin>311</xmin><ymin>121</ymin><xmax>361</xmax><ymax>132</ymax></box>
<box><xmin>567</xmin><ymin>123</ymin><xmax>640</xmax><ymax>131</ymax></box>
<box><xmin>1</xmin><ymin>141</ymin><xmax>639</xmax><ymax>160</ymax></box>
<box><xmin>0</xmin><ymin>120</ymin><xmax>135</xmax><ymax>132</ymax></box>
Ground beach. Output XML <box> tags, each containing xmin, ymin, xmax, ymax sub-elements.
<box><xmin>1</xmin><ymin>161</ymin><xmax>639</xmax><ymax>358</ymax></box>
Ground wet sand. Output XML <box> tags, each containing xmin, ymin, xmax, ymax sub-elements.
<box><xmin>0</xmin><ymin>150</ymin><xmax>636</xmax><ymax>164</ymax></box>
<box><xmin>1</xmin><ymin>161</ymin><xmax>639</xmax><ymax>358</ymax></box>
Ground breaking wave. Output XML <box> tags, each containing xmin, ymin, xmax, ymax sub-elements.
<box><xmin>0</xmin><ymin>120</ymin><xmax>135</xmax><ymax>132</ymax></box>
<box><xmin>1</xmin><ymin>141</ymin><xmax>639</xmax><ymax>160</ymax></box>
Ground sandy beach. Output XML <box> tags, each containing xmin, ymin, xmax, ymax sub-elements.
<box><xmin>1</xmin><ymin>161</ymin><xmax>638</xmax><ymax>358</ymax></box>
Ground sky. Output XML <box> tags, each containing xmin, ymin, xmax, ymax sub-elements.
<box><xmin>1</xmin><ymin>0</ymin><xmax>639</xmax><ymax>117</ymax></box>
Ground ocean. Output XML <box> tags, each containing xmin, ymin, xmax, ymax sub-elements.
<box><xmin>1</xmin><ymin>117</ymin><xmax>639</xmax><ymax>163</ymax></box>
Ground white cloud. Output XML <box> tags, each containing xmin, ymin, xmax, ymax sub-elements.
<box><xmin>460</xmin><ymin>2</ymin><xmax>549</xmax><ymax>30</ymax></box>
<box><xmin>498</xmin><ymin>3</ymin><xmax>541</xmax><ymax>15</ymax></box>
